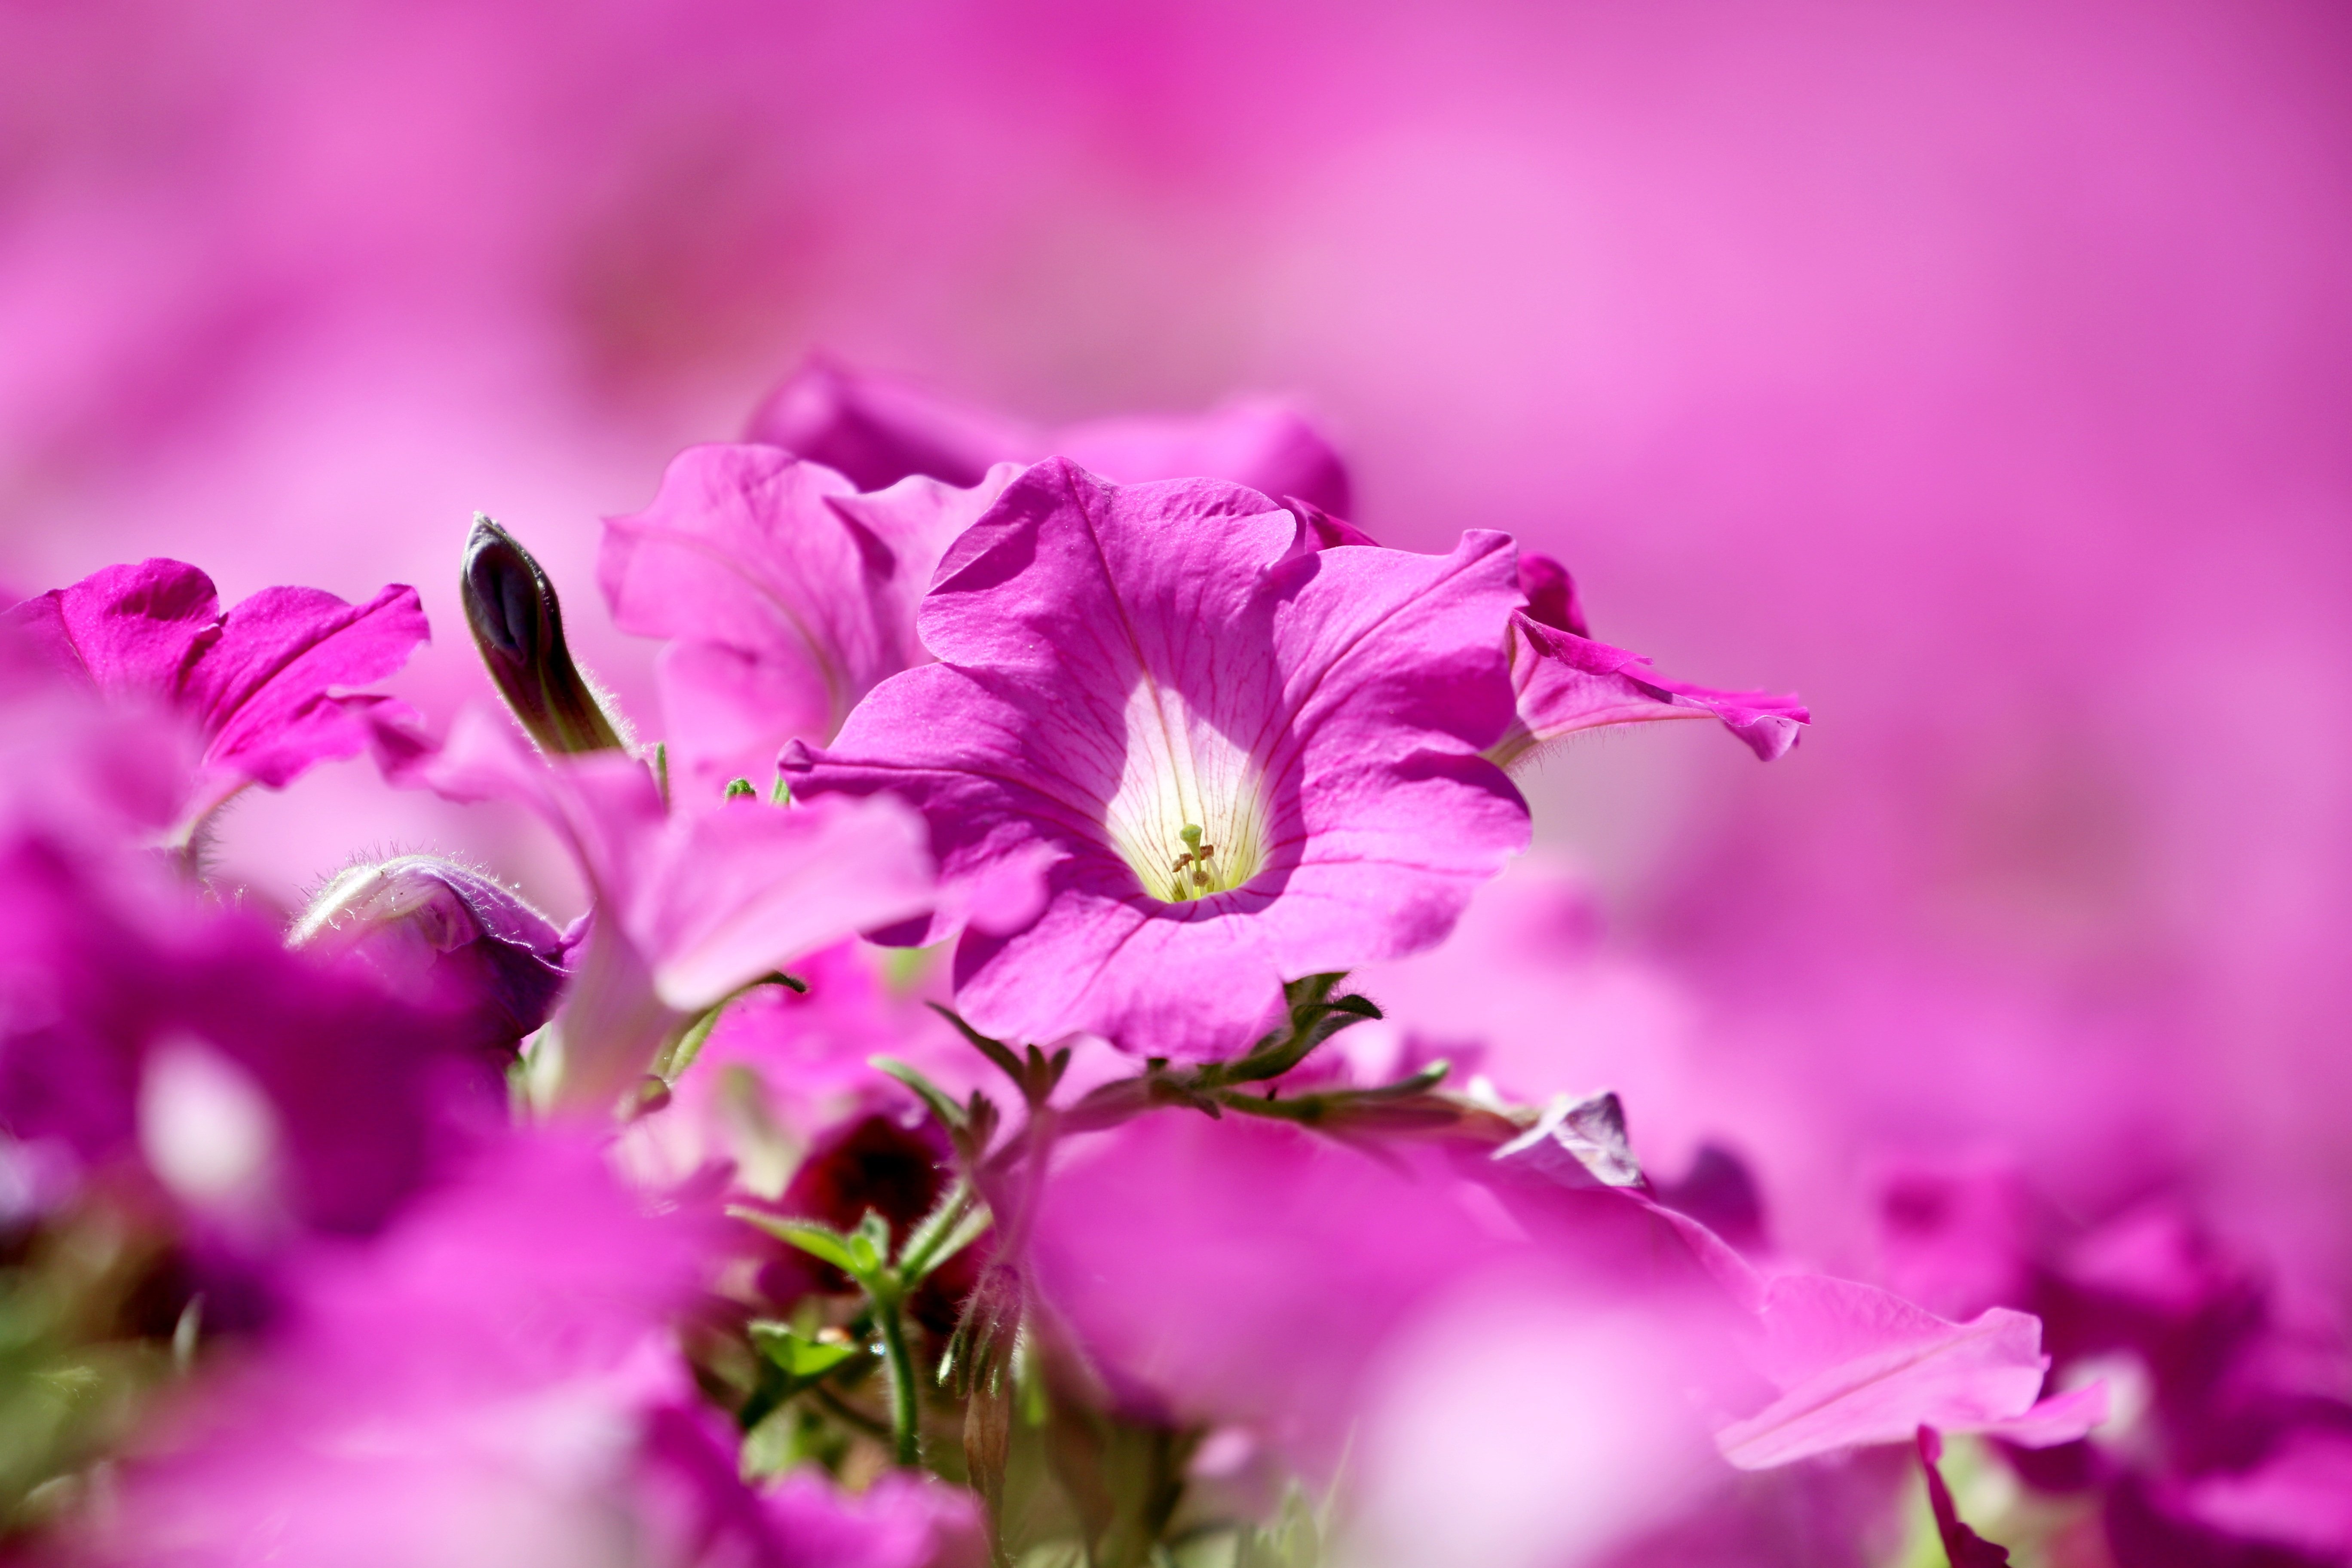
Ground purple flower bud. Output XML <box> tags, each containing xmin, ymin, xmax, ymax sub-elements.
<box><xmin>290</xmin><ymin>854</ymin><xmax>569</xmax><ymax>1051</ymax></box>
<box><xmin>460</xmin><ymin>514</ymin><xmax>626</xmax><ymax>755</ymax></box>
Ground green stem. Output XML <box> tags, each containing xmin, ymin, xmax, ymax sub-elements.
<box><xmin>873</xmin><ymin>1286</ymin><xmax>922</xmax><ymax>1467</ymax></box>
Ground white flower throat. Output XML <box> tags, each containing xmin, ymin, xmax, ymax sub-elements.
<box><xmin>1102</xmin><ymin>682</ymin><xmax>1272</xmax><ymax>903</ymax></box>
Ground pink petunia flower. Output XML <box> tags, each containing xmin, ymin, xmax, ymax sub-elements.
<box><xmin>3</xmin><ymin>557</ymin><xmax>429</xmax><ymax>836</ymax></box>
<box><xmin>782</xmin><ymin>459</ymin><xmax>1530</xmax><ymax>1061</ymax></box>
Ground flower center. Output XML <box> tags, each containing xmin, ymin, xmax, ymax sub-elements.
<box><xmin>1101</xmin><ymin>685</ymin><xmax>1273</xmax><ymax>903</ymax></box>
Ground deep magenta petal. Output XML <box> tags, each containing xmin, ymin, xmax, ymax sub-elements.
<box><xmin>4</xmin><ymin>561</ymin><xmax>428</xmax><ymax>798</ymax></box>
<box><xmin>1502</xmin><ymin>611</ymin><xmax>1809</xmax><ymax>765</ymax></box>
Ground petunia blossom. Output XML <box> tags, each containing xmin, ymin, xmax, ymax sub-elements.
<box><xmin>1488</xmin><ymin>551</ymin><xmax>1809</xmax><ymax>767</ymax></box>
<box><xmin>782</xmin><ymin>458</ymin><xmax>1530</xmax><ymax>1061</ymax></box>
<box><xmin>746</xmin><ymin>356</ymin><xmax>1353</xmax><ymax>516</ymax></box>
<box><xmin>3</xmin><ymin>557</ymin><xmax>429</xmax><ymax>833</ymax></box>
<box><xmin>413</xmin><ymin>707</ymin><xmax>934</xmax><ymax>1107</ymax></box>
<box><xmin>600</xmin><ymin>444</ymin><xmax>1017</xmax><ymax>792</ymax></box>
<box><xmin>1709</xmin><ymin>1273</ymin><xmax>2107</xmax><ymax>1469</ymax></box>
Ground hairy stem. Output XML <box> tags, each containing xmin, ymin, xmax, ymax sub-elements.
<box><xmin>873</xmin><ymin>1287</ymin><xmax>922</xmax><ymax>1467</ymax></box>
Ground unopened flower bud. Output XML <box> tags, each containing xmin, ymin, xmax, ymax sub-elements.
<box><xmin>291</xmin><ymin>855</ymin><xmax>570</xmax><ymax>1050</ymax></box>
<box><xmin>460</xmin><ymin>514</ymin><xmax>625</xmax><ymax>755</ymax></box>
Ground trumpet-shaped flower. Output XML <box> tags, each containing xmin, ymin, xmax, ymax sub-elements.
<box><xmin>783</xmin><ymin>459</ymin><xmax>1528</xmax><ymax>1060</ymax></box>
<box><xmin>600</xmin><ymin>444</ymin><xmax>1016</xmax><ymax>790</ymax></box>
<box><xmin>4</xmin><ymin>557</ymin><xmax>429</xmax><ymax>830</ymax></box>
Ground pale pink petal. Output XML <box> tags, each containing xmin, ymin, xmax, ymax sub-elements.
<box><xmin>640</xmin><ymin>791</ymin><xmax>933</xmax><ymax>1011</ymax></box>
<box><xmin>1715</xmin><ymin>1274</ymin><xmax>2064</xmax><ymax>1469</ymax></box>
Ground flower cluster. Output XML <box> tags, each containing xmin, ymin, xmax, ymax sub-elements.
<box><xmin>24</xmin><ymin>359</ymin><xmax>2302</xmax><ymax>1568</ymax></box>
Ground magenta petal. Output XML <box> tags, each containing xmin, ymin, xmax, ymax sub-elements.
<box><xmin>423</xmin><ymin>708</ymin><xmax>932</xmax><ymax>1014</ymax></box>
<box><xmin>601</xmin><ymin>443</ymin><xmax>1014</xmax><ymax>781</ymax></box>
<box><xmin>746</xmin><ymin>357</ymin><xmax>1035</xmax><ymax>491</ymax></box>
<box><xmin>1516</xmin><ymin>551</ymin><xmax>1592</xmax><ymax>637</ymax></box>
<box><xmin>1714</xmin><ymin>1274</ymin><xmax>2066</xmax><ymax>1469</ymax></box>
<box><xmin>5</xmin><ymin>560</ymin><xmax>428</xmax><ymax>798</ymax></box>
<box><xmin>639</xmin><ymin>792</ymin><xmax>934</xmax><ymax>1011</ymax></box>
<box><xmin>1498</xmin><ymin>612</ymin><xmax>1809</xmax><ymax>766</ymax></box>
<box><xmin>187</xmin><ymin>581</ymin><xmax>430</xmax><ymax>787</ymax></box>
<box><xmin>1055</xmin><ymin>396</ymin><xmax>1353</xmax><ymax>517</ymax></box>
<box><xmin>5</xmin><ymin>557</ymin><xmax>220</xmax><ymax>698</ymax></box>
<box><xmin>2183</xmin><ymin>1430</ymin><xmax>2352</xmax><ymax>1559</ymax></box>
<box><xmin>746</xmin><ymin>358</ymin><xmax>1354</xmax><ymax>513</ymax></box>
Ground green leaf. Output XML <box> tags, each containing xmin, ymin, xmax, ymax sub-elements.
<box><xmin>848</xmin><ymin>1212</ymin><xmax>891</xmax><ymax>1279</ymax></box>
<box><xmin>927</xmin><ymin>1003</ymin><xmax>1029</xmax><ymax>1090</ymax></box>
<box><xmin>728</xmin><ymin>1208</ymin><xmax>866</xmax><ymax>1278</ymax></box>
<box><xmin>747</xmin><ymin>1321</ymin><xmax>860</xmax><ymax>1380</ymax></box>
<box><xmin>871</xmin><ymin>1054</ymin><xmax>968</xmax><ymax>1131</ymax></box>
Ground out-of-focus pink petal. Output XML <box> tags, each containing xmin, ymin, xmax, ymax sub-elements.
<box><xmin>1055</xmin><ymin>397</ymin><xmax>1353</xmax><ymax>517</ymax></box>
<box><xmin>407</xmin><ymin>705</ymin><xmax>933</xmax><ymax>1101</ymax></box>
<box><xmin>2181</xmin><ymin>1429</ymin><xmax>2352</xmax><ymax>1560</ymax></box>
<box><xmin>747</xmin><ymin>358</ymin><xmax>1352</xmax><ymax>515</ymax></box>
<box><xmin>641</xmin><ymin>791</ymin><xmax>933</xmax><ymax>1011</ymax></box>
<box><xmin>1715</xmin><ymin>1274</ymin><xmax>2090</xmax><ymax>1469</ymax></box>
<box><xmin>747</xmin><ymin>357</ymin><xmax>1035</xmax><ymax>492</ymax></box>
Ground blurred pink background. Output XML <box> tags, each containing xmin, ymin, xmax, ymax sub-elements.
<box><xmin>5</xmin><ymin>0</ymin><xmax>2349</xmax><ymax>1290</ymax></box>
